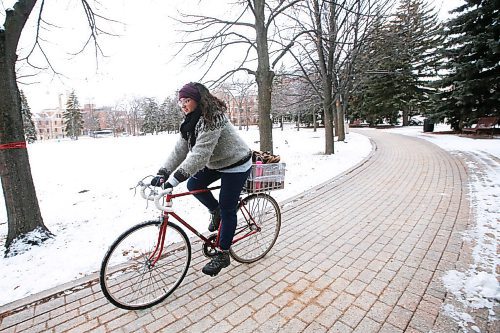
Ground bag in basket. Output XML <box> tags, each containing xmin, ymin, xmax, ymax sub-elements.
<box><xmin>252</xmin><ymin>150</ymin><xmax>281</xmax><ymax>164</ymax></box>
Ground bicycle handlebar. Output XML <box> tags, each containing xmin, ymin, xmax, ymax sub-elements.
<box><xmin>138</xmin><ymin>181</ymin><xmax>174</xmax><ymax>212</ymax></box>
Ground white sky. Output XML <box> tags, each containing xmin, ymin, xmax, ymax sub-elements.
<box><xmin>0</xmin><ymin>123</ymin><xmax>497</xmax><ymax>331</ymax></box>
<box><xmin>0</xmin><ymin>0</ymin><xmax>465</xmax><ymax>112</ymax></box>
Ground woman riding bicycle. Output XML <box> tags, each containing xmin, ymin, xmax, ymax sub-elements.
<box><xmin>151</xmin><ymin>82</ymin><xmax>252</xmax><ymax>276</ymax></box>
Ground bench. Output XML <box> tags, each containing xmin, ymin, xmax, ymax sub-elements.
<box><xmin>462</xmin><ymin>116</ymin><xmax>499</xmax><ymax>136</ymax></box>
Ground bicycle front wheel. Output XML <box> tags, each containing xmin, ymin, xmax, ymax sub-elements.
<box><xmin>230</xmin><ymin>193</ymin><xmax>281</xmax><ymax>263</ymax></box>
<box><xmin>100</xmin><ymin>220</ymin><xmax>191</xmax><ymax>310</ymax></box>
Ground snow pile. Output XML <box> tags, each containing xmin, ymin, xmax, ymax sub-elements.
<box><xmin>5</xmin><ymin>227</ymin><xmax>52</xmax><ymax>257</ymax></box>
<box><xmin>443</xmin><ymin>270</ymin><xmax>499</xmax><ymax>313</ymax></box>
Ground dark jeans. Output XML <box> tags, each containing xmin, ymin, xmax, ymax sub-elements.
<box><xmin>187</xmin><ymin>167</ymin><xmax>251</xmax><ymax>250</ymax></box>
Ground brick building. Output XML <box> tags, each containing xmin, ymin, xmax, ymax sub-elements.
<box><xmin>215</xmin><ymin>91</ymin><xmax>259</xmax><ymax>128</ymax></box>
<box><xmin>33</xmin><ymin>94</ymin><xmax>66</xmax><ymax>140</ymax></box>
<box><xmin>81</xmin><ymin>104</ymin><xmax>115</xmax><ymax>135</ymax></box>
<box><xmin>34</xmin><ymin>109</ymin><xmax>65</xmax><ymax>140</ymax></box>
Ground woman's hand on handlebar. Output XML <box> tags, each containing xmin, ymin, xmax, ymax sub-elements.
<box><xmin>138</xmin><ymin>178</ymin><xmax>172</xmax><ymax>200</ymax></box>
<box><xmin>137</xmin><ymin>177</ymin><xmax>174</xmax><ymax>212</ymax></box>
<box><xmin>150</xmin><ymin>168</ymin><xmax>171</xmax><ymax>187</ymax></box>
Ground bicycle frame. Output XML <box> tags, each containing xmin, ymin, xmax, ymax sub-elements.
<box><xmin>148</xmin><ymin>186</ymin><xmax>261</xmax><ymax>267</ymax></box>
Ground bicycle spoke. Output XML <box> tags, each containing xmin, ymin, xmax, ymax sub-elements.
<box><xmin>100</xmin><ymin>221</ymin><xmax>191</xmax><ymax>310</ymax></box>
<box><xmin>230</xmin><ymin>194</ymin><xmax>281</xmax><ymax>263</ymax></box>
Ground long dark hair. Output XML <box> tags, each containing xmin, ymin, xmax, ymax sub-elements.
<box><xmin>191</xmin><ymin>82</ymin><xmax>227</xmax><ymax>124</ymax></box>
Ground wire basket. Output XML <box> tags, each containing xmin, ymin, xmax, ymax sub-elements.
<box><xmin>243</xmin><ymin>163</ymin><xmax>286</xmax><ymax>193</ymax></box>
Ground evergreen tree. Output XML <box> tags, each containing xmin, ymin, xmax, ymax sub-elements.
<box><xmin>163</xmin><ymin>97</ymin><xmax>181</xmax><ymax>133</ymax></box>
<box><xmin>63</xmin><ymin>90</ymin><xmax>84</xmax><ymax>139</ymax></box>
<box><xmin>433</xmin><ymin>0</ymin><xmax>499</xmax><ymax>130</ymax></box>
<box><xmin>389</xmin><ymin>0</ymin><xmax>443</xmax><ymax>125</ymax></box>
<box><xmin>351</xmin><ymin>19</ymin><xmax>399</xmax><ymax>125</ymax></box>
<box><xmin>158</xmin><ymin>99</ymin><xmax>169</xmax><ymax>133</ymax></box>
<box><xmin>19</xmin><ymin>90</ymin><xmax>37</xmax><ymax>143</ymax></box>
<box><xmin>351</xmin><ymin>0</ymin><xmax>442</xmax><ymax>125</ymax></box>
<box><xmin>141</xmin><ymin>97</ymin><xmax>160</xmax><ymax>134</ymax></box>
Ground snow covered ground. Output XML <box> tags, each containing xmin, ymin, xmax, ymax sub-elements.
<box><xmin>0</xmin><ymin>124</ymin><xmax>372</xmax><ymax>306</ymax></box>
<box><xmin>0</xmin><ymin>123</ymin><xmax>498</xmax><ymax>331</ymax></box>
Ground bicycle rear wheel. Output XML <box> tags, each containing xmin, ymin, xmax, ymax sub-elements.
<box><xmin>100</xmin><ymin>220</ymin><xmax>191</xmax><ymax>310</ymax></box>
<box><xmin>230</xmin><ymin>193</ymin><xmax>281</xmax><ymax>263</ymax></box>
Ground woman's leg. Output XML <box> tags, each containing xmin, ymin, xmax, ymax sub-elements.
<box><xmin>218</xmin><ymin>168</ymin><xmax>251</xmax><ymax>250</ymax></box>
<box><xmin>187</xmin><ymin>167</ymin><xmax>221</xmax><ymax>211</ymax></box>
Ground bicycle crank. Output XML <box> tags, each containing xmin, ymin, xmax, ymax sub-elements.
<box><xmin>202</xmin><ymin>234</ymin><xmax>219</xmax><ymax>258</ymax></box>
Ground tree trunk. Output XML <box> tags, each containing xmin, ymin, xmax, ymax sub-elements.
<box><xmin>255</xmin><ymin>71</ymin><xmax>273</xmax><ymax>152</ymax></box>
<box><xmin>254</xmin><ymin>0</ymin><xmax>274</xmax><ymax>153</ymax></box>
<box><xmin>245</xmin><ymin>108</ymin><xmax>249</xmax><ymax>131</ymax></box>
<box><xmin>342</xmin><ymin>94</ymin><xmax>349</xmax><ymax>135</ymax></box>
<box><xmin>402</xmin><ymin>108</ymin><xmax>409</xmax><ymax>126</ymax></box>
<box><xmin>323</xmin><ymin>97</ymin><xmax>334</xmax><ymax>154</ymax></box>
<box><xmin>238</xmin><ymin>106</ymin><xmax>242</xmax><ymax>130</ymax></box>
<box><xmin>0</xmin><ymin>0</ymin><xmax>52</xmax><ymax>256</ymax></box>
<box><xmin>334</xmin><ymin>101</ymin><xmax>338</xmax><ymax>137</ymax></box>
<box><xmin>336</xmin><ymin>96</ymin><xmax>345</xmax><ymax>142</ymax></box>
<box><xmin>313</xmin><ymin>109</ymin><xmax>317</xmax><ymax>132</ymax></box>
<box><xmin>313</xmin><ymin>0</ymin><xmax>334</xmax><ymax>154</ymax></box>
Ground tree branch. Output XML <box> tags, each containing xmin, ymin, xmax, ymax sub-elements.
<box><xmin>272</xmin><ymin>29</ymin><xmax>314</xmax><ymax>68</ymax></box>
<box><xmin>266</xmin><ymin>0</ymin><xmax>303</xmax><ymax>30</ymax></box>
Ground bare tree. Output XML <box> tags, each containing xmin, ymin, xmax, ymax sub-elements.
<box><xmin>0</xmin><ymin>0</ymin><xmax>115</xmax><ymax>256</ymax></box>
<box><xmin>83</xmin><ymin>103</ymin><xmax>100</xmax><ymax>136</ymax></box>
<box><xmin>176</xmin><ymin>0</ymin><xmax>306</xmax><ymax>153</ymax></box>
<box><xmin>270</xmin><ymin>73</ymin><xmax>290</xmax><ymax>130</ymax></box>
<box><xmin>272</xmin><ymin>71</ymin><xmax>319</xmax><ymax>131</ymax></box>
<box><xmin>125</xmin><ymin>97</ymin><xmax>143</xmax><ymax>136</ymax></box>
<box><xmin>288</xmin><ymin>0</ymin><xmax>394</xmax><ymax>153</ymax></box>
<box><xmin>334</xmin><ymin>0</ymin><xmax>394</xmax><ymax>140</ymax></box>
<box><xmin>108</xmin><ymin>104</ymin><xmax>126</xmax><ymax>136</ymax></box>
<box><xmin>219</xmin><ymin>77</ymin><xmax>255</xmax><ymax>130</ymax></box>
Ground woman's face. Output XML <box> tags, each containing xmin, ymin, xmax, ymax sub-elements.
<box><xmin>178</xmin><ymin>98</ymin><xmax>198</xmax><ymax>114</ymax></box>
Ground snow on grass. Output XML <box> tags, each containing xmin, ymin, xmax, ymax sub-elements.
<box><xmin>0</xmin><ymin>125</ymin><xmax>371</xmax><ymax>306</ymax></box>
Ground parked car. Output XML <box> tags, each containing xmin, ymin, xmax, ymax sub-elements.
<box><xmin>409</xmin><ymin>117</ymin><xmax>424</xmax><ymax>126</ymax></box>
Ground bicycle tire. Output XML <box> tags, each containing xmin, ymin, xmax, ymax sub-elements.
<box><xmin>230</xmin><ymin>193</ymin><xmax>281</xmax><ymax>263</ymax></box>
<box><xmin>100</xmin><ymin>220</ymin><xmax>191</xmax><ymax>310</ymax></box>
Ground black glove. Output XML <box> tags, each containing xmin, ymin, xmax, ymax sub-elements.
<box><xmin>151</xmin><ymin>168</ymin><xmax>170</xmax><ymax>187</ymax></box>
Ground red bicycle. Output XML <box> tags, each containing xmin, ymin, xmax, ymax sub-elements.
<box><xmin>99</xmin><ymin>167</ymin><xmax>283</xmax><ymax>310</ymax></box>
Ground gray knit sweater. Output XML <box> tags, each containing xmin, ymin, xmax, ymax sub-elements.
<box><xmin>163</xmin><ymin>113</ymin><xmax>251</xmax><ymax>184</ymax></box>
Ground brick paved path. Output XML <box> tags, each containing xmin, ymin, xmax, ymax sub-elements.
<box><xmin>0</xmin><ymin>130</ymin><xmax>496</xmax><ymax>332</ymax></box>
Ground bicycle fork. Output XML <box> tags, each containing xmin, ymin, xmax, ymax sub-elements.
<box><xmin>147</xmin><ymin>218</ymin><xmax>168</xmax><ymax>268</ymax></box>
